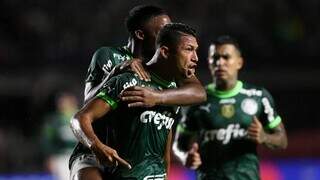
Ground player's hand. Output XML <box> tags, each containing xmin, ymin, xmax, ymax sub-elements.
<box><xmin>120</xmin><ymin>58</ymin><xmax>150</xmax><ymax>81</ymax></box>
<box><xmin>185</xmin><ymin>143</ymin><xmax>202</xmax><ymax>170</ymax></box>
<box><xmin>120</xmin><ymin>86</ymin><xmax>161</xmax><ymax>108</ymax></box>
<box><xmin>247</xmin><ymin>116</ymin><xmax>267</xmax><ymax>144</ymax></box>
<box><xmin>91</xmin><ymin>142</ymin><xmax>131</xmax><ymax>169</ymax></box>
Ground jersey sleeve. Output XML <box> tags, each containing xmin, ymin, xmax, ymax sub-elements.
<box><xmin>95</xmin><ymin>73</ymin><xmax>139</xmax><ymax>110</ymax></box>
<box><xmin>85</xmin><ymin>47</ymin><xmax>115</xmax><ymax>85</ymax></box>
<box><xmin>259</xmin><ymin>88</ymin><xmax>282</xmax><ymax>129</ymax></box>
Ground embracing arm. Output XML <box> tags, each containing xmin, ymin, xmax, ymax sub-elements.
<box><xmin>159</xmin><ymin>76</ymin><xmax>207</xmax><ymax>106</ymax></box>
<box><xmin>120</xmin><ymin>76</ymin><xmax>206</xmax><ymax>107</ymax></box>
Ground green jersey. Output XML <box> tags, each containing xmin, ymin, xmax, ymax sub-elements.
<box><xmin>85</xmin><ymin>46</ymin><xmax>133</xmax><ymax>87</ymax></box>
<box><xmin>71</xmin><ymin>71</ymin><xmax>177</xmax><ymax>179</ymax></box>
<box><xmin>178</xmin><ymin>81</ymin><xmax>282</xmax><ymax>180</ymax></box>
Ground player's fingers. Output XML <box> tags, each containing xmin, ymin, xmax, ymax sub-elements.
<box><xmin>114</xmin><ymin>155</ymin><xmax>132</xmax><ymax>169</ymax></box>
<box><xmin>189</xmin><ymin>143</ymin><xmax>199</xmax><ymax>153</ymax></box>
<box><xmin>193</xmin><ymin>158</ymin><xmax>202</xmax><ymax>166</ymax></box>
<box><xmin>128</xmin><ymin>102</ymin><xmax>145</xmax><ymax>108</ymax></box>
<box><xmin>247</xmin><ymin>131</ymin><xmax>257</xmax><ymax>137</ymax></box>
<box><xmin>121</xmin><ymin>91</ymin><xmax>143</xmax><ymax>97</ymax></box>
<box><xmin>132</xmin><ymin>61</ymin><xmax>150</xmax><ymax>80</ymax></box>
<box><xmin>132</xmin><ymin>63</ymin><xmax>147</xmax><ymax>81</ymax></box>
<box><xmin>121</xmin><ymin>96</ymin><xmax>144</xmax><ymax>102</ymax></box>
<box><xmin>134</xmin><ymin>63</ymin><xmax>150</xmax><ymax>81</ymax></box>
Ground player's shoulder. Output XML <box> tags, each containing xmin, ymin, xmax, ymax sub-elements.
<box><xmin>109</xmin><ymin>71</ymin><xmax>143</xmax><ymax>87</ymax></box>
<box><xmin>93</xmin><ymin>46</ymin><xmax>119</xmax><ymax>56</ymax></box>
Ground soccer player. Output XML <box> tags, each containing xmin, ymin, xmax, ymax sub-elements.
<box><xmin>84</xmin><ymin>5</ymin><xmax>206</xmax><ymax>106</ymax></box>
<box><xmin>70</xmin><ymin>23</ymin><xmax>199</xmax><ymax>180</ymax></box>
<box><xmin>173</xmin><ymin>36</ymin><xmax>288</xmax><ymax>180</ymax></box>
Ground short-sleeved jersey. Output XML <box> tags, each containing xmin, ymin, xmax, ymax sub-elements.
<box><xmin>70</xmin><ymin>71</ymin><xmax>178</xmax><ymax>179</ymax></box>
<box><xmin>85</xmin><ymin>46</ymin><xmax>133</xmax><ymax>87</ymax></box>
<box><xmin>178</xmin><ymin>81</ymin><xmax>282</xmax><ymax>180</ymax></box>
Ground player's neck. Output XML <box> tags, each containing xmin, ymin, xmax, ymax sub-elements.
<box><xmin>148</xmin><ymin>61</ymin><xmax>174</xmax><ymax>83</ymax></box>
<box><xmin>127</xmin><ymin>39</ymin><xmax>147</xmax><ymax>61</ymax></box>
<box><xmin>215</xmin><ymin>78</ymin><xmax>238</xmax><ymax>91</ymax></box>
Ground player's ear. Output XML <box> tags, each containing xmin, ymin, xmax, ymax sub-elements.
<box><xmin>237</xmin><ymin>57</ymin><xmax>244</xmax><ymax>70</ymax></box>
<box><xmin>159</xmin><ymin>46</ymin><xmax>169</xmax><ymax>59</ymax></box>
<box><xmin>134</xmin><ymin>30</ymin><xmax>144</xmax><ymax>40</ymax></box>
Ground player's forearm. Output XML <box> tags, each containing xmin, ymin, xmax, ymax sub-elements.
<box><xmin>159</xmin><ymin>78</ymin><xmax>206</xmax><ymax>106</ymax></box>
<box><xmin>263</xmin><ymin>124</ymin><xmax>288</xmax><ymax>149</ymax></box>
<box><xmin>70</xmin><ymin>112</ymin><xmax>102</xmax><ymax>149</ymax></box>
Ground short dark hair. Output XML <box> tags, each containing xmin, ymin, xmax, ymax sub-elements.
<box><xmin>156</xmin><ymin>23</ymin><xmax>197</xmax><ymax>48</ymax></box>
<box><xmin>125</xmin><ymin>5</ymin><xmax>167</xmax><ymax>36</ymax></box>
<box><xmin>214</xmin><ymin>35</ymin><xmax>242</xmax><ymax>55</ymax></box>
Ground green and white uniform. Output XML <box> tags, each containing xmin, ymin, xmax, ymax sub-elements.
<box><xmin>177</xmin><ymin>81</ymin><xmax>282</xmax><ymax>180</ymax></box>
<box><xmin>85</xmin><ymin>46</ymin><xmax>133</xmax><ymax>87</ymax></box>
<box><xmin>70</xmin><ymin>71</ymin><xmax>177</xmax><ymax>180</ymax></box>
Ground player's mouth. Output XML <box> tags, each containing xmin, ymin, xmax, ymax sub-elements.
<box><xmin>186</xmin><ymin>65</ymin><xmax>197</xmax><ymax>78</ymax></box>
<box><xmin>214</xmin><ymin>69</ymin><xmax>227</xmax><ymax>76</ymax></box>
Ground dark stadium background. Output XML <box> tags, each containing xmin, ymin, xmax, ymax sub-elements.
<box><xmin>1</xmin><ymin>0</ymin><xmax>319</xmax><ymax>179</ymax></box>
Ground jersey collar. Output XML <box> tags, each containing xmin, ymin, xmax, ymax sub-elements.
<box><xmin>150</xmin><ymin>72</ymin><xmax>176</xmax><ymax>89</ymax></box>
<box><xmin>122</xmin><ymin>46</ymin><xmax>134</xmax><ymax>59</ymax></box>
<box><xmin>207</xmin><ymin>81</ymin><xmax>243</xmax><ymax>98</ymax></box>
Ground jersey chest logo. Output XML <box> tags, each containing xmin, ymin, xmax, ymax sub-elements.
<box><xmin>241</xmin><ymin>98</ymin><xmax>258</xmax><ymax>115</ymax></box>
<box><xmin>220</xmin><ymin>104</ymin><xmax>235</xmax><ymax>118</ymax></box>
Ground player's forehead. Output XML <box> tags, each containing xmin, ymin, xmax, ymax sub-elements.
<box><xmin>178</xmin><ymin>34</ymin><xmax>198</xmax><ymax>48</ymax></box>
<box><xmin>215</xmin><ymin>44</ymin><xmax>237</xmax><ymax>55</ymax></box>
<box><xmin>144</xmin><ymin>15</ymin><xmax>171</xmax><ymax>30</ymax></box>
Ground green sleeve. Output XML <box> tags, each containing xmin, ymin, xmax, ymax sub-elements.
<box><xmin>260</xmin><ymin>88</ymin><xmax>282</xmax><ymax>129</ymax></box>
<box><xmin>95</xmin><ymin>72</ymin><xmax>140</xmax><ymax>110</ymax></box>
<box><xmin>85</xmin><ymin>47</ymin><xmax>115</xmax><ymax>84</ymax></box>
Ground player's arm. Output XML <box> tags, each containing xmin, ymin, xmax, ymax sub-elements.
<box><xmin>160</xmin><ymin>75</ymin><xmax>206</xmax><ymax>105</ymax></box>
<box><xmin>172</xmin><ymin>124</ymin><xmax>201</xmax><ymax>169</ymax></box>
<box><xmin>164</xmin><ymin>130</ymin><xmax>172</xmax><ymax>176</ymax></box>
<box><xmin>84</xmin><ymin>58</ymin><xmax>149</xmax><ymax>103</ymax></box>
<box><xmin>263</xmin><ymin>122</ymin><xmax>288</xmax><ymax>149</ymax></box>
<box><xmin>247</xmin><ymin>116</ymin><xmax>288</xmax><ymax>149</ymax></box>
<box><xmin>70</xmin><ymin>98</ymin><xmax>131</xmax><ymax>169</ymax></box>
<box><xmin>120</xmin><ymin>75</ymin><xmax>206</xmax><ymax>107</ymax></box>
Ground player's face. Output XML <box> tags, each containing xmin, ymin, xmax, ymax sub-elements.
<box><xmin>173</xmin><ymin>35</ymin><xmax>199</xmax><ymax>79</ymax></box>
<box><xmin>209</xmin><ymin>44</ymin><xmax>243</xmax><ymax>82</ymax></box>
<box><xmin>142</xmin><ymin>15</ymin><xmax>171</xmax><ymax>58</ymax></box>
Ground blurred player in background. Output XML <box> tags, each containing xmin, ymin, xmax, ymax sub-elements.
<box><xmin>41</xmin><ymin>92</ymin><xmax>78</xmax><ymax>180</ymax></box>
<box><xmin>70</xmin><ymin>23</ymin><xmax>199</xmax><ymax>180</ymax></box>
<box><xmin>173</xmin><ymin>35</ymin><xmax>288</xmax><ymax>180</ymax></box>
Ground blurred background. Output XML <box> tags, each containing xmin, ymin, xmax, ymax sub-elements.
<box><xmin>0</xmin><ymin>0</ymin><xmax>319</xmax><ymax>179</ymax></box>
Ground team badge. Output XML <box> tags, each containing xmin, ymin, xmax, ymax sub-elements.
<box><xmin>221</xmin><ymin>104</ymin><xmax>235</xmax><ymax>118</ymax></box>
<box><xmin>241</xmin><ymin>98</ymin><xmax>258</xmax><ymax>115</ymax></box>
